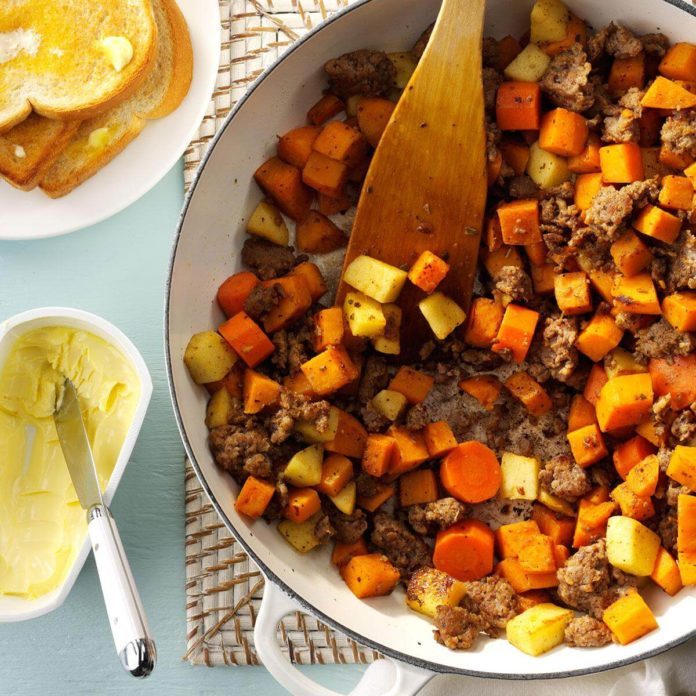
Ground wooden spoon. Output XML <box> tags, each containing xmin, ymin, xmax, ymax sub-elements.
<box><xmin>336</xmin><ymin>0</ymin><xmax>487</xmax><ymax>361</ymax></box>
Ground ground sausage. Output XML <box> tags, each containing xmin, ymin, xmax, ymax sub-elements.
<box><xmin>371</xmin><ymin>512</ymin><xmax>432</xmax><ymax>579</ymax></box>
<box><xmin>209</xmin><ymin>420</ymin><xmax>272</xmax><ymax>483</ymax></box>
<box><xmin>358</xmin><ymin>356</ymin><xmax>390</xmax><ymax>404</ymax></box>
<box><xmin>540</xmin><ymin>44</ymin><xmax>595</xmax><ymax>112</ymax></box>
<box><xmin>537</xmin><ymin>314</ymin><xmax>579</xmax><ymax>383</ymax></box>
<box><xmin>508</xmin><ymin>175</ymin><xmax>540</xmax><ymax>199</ymax></box>
<box><xmin>493</xmin><ymin>266</ymin><xmax>533</xmax><ymax>303</ymax></box>
<box><xmin>271</xmin><ymin>320</ymin><xmax>312</xmax><ymax>374</ymax></box>
<box><xmin>557</xmin><ymin>540</ymin><xmax>634</xmax><ymax>618</ymax></box>
<box><xmin>641</xmin><ymin>32</ymin><xmax>669</xmax><ymax>57</ymax></box>
<box><xmin>324</xmin><ymin>49</ymin><xmax>395</xmax><ymax>99</ymax></box>
<box><xmin>602</xmin><ymin>88</ymin><xmax>643</xmax><ymax>143</ymax></box>
<box><xmin>460</xmin><ymin>576</ymin><xmax>519</xmax><ymax>637</ymax></box>
<box><xmin>483</xmin><ymin>67</ymin><xmax>502</xmax><ymax>114</ymax></box>
<box><xmin>434</xmin><ymin>606</ymin><xmax>483</xmax><ymax>650</ymax></box>
<box><xmin>668</xmin><ymin>231</ymin><xmax>696</xmax><ymax>292</ymax></box>
<box><xmin>606</xmin><ymin>23</ymin><xmax>644</xmax><ymax>58</ymax></box>
<box><xmin>661</xmin><ymin>109</ymin><xmax>696</xmax><ymax>158</ymax></box>
<box><xmin>564</xmin><ymin>616</ymin><xmax>613</xmax><ymax>647</ymax></box>
<box><xmin>539</xmin><ymin>455</ymin><xmax>592</xmax><ymax>501</ymax></box>
<box><xmin>408</xmin><ymin>497</ymin><xmax>467</xmax><ymax>535</ymax></box>
<box><xmin>671</xmin><ymin>407</ymin><xmax>696</xmax><ymax>445</ymax></box>
<box><xmin>243</xmin><ymin>282</ymin><xmax>283</xmax><ymax>321</ymax></box>
<box><xmin>633</xmin><ymin>318</ymin><xmax>696</xmax><ymax>363</ymax></box>
<box><xmin>241</xmin><ymin>238</ymin><xmax>298</xmax><ymax>280</ymax></box>
<box><xmin>268</xmin><ymin>390</ymin><xmax>331</xmax><ymax>444</ymax></box>
<box><xmin>328</xmin><ymin>507</ymin><xmax>368</xmax><ymax>544</ymax></box>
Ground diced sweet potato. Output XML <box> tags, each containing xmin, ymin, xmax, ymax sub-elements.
<box><xmin>296</xmin><ymin>210</ymin><xmax>346</xmax><ymax>253</ymax></box>
<box><xmin>254</xmin><ymin>157</ymin><xmax>313</xmax><ymax>221</ymax></box>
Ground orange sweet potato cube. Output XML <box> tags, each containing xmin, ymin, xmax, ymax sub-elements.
<box><xmin>388</xmin><ymin>426</ymin><xmax>430</xmax><ymax>475</ymax></box>
<box><xmin>574</xmin><ymin>172</ymin><xmax>604</xmax><ymax>211</ymax></box>
<box><xmin>633</xmin><ymin>204</ymin><xmax>682</xmax><ymax>244</ymax></box>
<box><xmin>539</xmin><ymin>108</ymin><xmax>588</xmax><ymax>157</ymax></box>
<box><xmin>596</xmin><ymin>373</ymin><xmax>654</xmax><ymax>432</ymax></box>
<box><xmin>504</xmin><ymin>371</ymin><xmax>552</xmax><ymax>416</ymax></box>
<box><xmin>302</xmin><ymin>150</ymin><xmax>348</xmax><ymax>198</ymax></box>
<box><xmin>603</xmin><ymin>591</ymin><xmax>658</xmax><ymax>645</ymax></box>
<box><xmin>568</xmin><ymin>423</ymin><xmax>609</xmax><ymax>467</ymax></box>
<box><xmin>407</xmin><ymin>250</ymin><xmax>450</xmax><ymax>294</ymax></box>
<box><xmin>495</xmin><ymin>521</ymin><xmax>541</xmax><ymax>559</ymax></box>
<box><xmin>261</xmin><ymin>275</ymin><xmax>313</xmax><ymax>333</ymax></box>
<box><xmin>575</xmin><ymin>312</ymin><xmax>624</xmax><ymax>362</ymax></box>
<box><xmin>463</xmin><ymin>297</ymin><xmax>504</xmax><ymax>347</ymax></box>
<box><xmin>497</xmin><ymin>199</ymin><xmax>541</xmax><ymax>245</ymax></box>
<box><xmin>235</xmin><ymin>476</ymin><xmax>276</xmax><ymax>518</ymax></box>
<box><xmin>313</xmin><ymin>307</ymin><xmax>345</xmax><ymax>352</ymax></box>
<box><xmin>530</xmin><ymin>263</ymin><xmax>556</xmax><ymax>295</ymax></box>
<box><xmin>459</xmin><ymin>376</ymin><xmax>502</xmax><ymax>411</ymax></box>
<box><xmin>599</xmin><ymin>142</ymin><xmax>644</xmax><ymax>183</ymax></box>
<box><xmin>399</xmin><ymin>469</ymin><xmax>439</xmax><ymax>507</ymax></box>
<box><xmin>300</xmin><ymin>346</ymin><xmax>360</xmax><ymax>396</ymax></box>
<box><xmin>662</xmin><ymin>292</ymin><xmax>696</xmax><ymax>332</ymax></box>
<box><xmin>659</xmin><ymin>43</ymin><xmax>696</xmax><ymax>82</ymax></box>
<box><xmin>312</xmin><ymin>121</ymin><xmax>368</xmax><ymax>168</ymax></box>
<box><xmin>388</xmin><ymin>366</ymin><xmax>434</xmax><ymax>405</ymax></box>
<box><xmin>254</xmin><ymin>156</ymin><xmax>313</xmax><ymax>221</ymax></box>
<box><xmin>423</xmin><ymin>421</ymin><xmax>458</xmax><ymax>458</ymax></box>
<box><xmin>612</xmin><ymin>274</ymin><xmax>661</xmax><ymax>315</ymax></box>
<box><xmin>608</xmin><ymin>55</ymin><xmax>645</xmax><ymax>95</ymax></box>
<box><xmin>554</xmin><ymin>272</ymin><xmax>592</xmax><ymax>315</ymax></box>
<box><xmin>659</xmin><ymin>175</ymin><xmax>694</xmax><ymax>210</ymax></box>
<box><xmin>610</xmin><ymin>231</ymin><xmax>653</xmax><ymax>277</ymax></box>
<box><xmin>492</xmin><ymin>304</ymin><xmax>540</xmax><ymax>363</ymax></box>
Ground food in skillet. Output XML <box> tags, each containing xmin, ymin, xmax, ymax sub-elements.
<box><xmin>183</xmin><ymin>0</ymin><xmax>696</xmax><ymax>656</ymax></box>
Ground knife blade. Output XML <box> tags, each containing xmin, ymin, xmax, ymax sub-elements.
<box><xmin>53</xmin><ymin>378</ymin><xmax>156</xmax><ymax>677</ymax></box>
<box><xmin>54</xmin><ymin>379</ymin><xmax>103</xmax><ymax>511</ymax></box>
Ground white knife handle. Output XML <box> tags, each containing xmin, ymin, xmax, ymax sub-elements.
<box><xmin>87</xmin><ymin>505</ymin><xmax>156</xmax><ymax>678</ymax></box>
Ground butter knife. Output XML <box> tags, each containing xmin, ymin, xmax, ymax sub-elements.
<box><xmin>54</xmin><ymin>379</ymin><xmax>156</xmax><ymax>678</ymax></box>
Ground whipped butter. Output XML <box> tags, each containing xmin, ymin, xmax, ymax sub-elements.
<box><xmin>0</xmin><ymin>327</ymin><xmax>140</xmax><ymax>599</ymax></box>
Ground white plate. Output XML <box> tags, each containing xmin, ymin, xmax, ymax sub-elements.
<box><xmin>0</xmin><ymin>0</ymin><xmax>220</xmax><ymax>241</ymax></box>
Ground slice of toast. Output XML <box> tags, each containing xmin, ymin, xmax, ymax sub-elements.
<box><xmin>0</xmin><ymin>114</ymin><xmax>80</xmax><ymax>191</ymax></box>
<box><xmin>0</xmin><ymin>0</ymin><xmax>158</xmax><ymax>132</ymax></box>
<box><xmin>39</xmin><ymin>0</ymin><xmax>193</xmax><ymax>199</ymax></box>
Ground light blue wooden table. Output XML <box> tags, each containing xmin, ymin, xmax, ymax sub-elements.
<box><xmin>0</xmin><ymin>163</ymin><xmax>365</xmax><ymax>695</ymax></box>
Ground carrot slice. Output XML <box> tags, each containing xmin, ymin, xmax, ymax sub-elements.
<box><xmin>433</xmin><ymin>519</ymin><xmax>495</xmax><ymax>581</ymax></box>
<box><xmin>440</xmin><ymin>441</ymin><xmax>501</xmax><ymax>503</ymax></box>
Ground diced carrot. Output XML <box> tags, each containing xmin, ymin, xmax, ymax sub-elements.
<box><xmin>277</xmin><ymin>125</ymin><xmax>321</xmax><ymax>168</ymax></box>
<box><xmin>235</xmin><ymin>476</ymin><xmax>276</xmax><ymax>518</ymax></box>
<box><xmin>611</xmin><ymin>482</ymin><xmax>655</xmax><ymax>521</ymax></box>
<box><xmin>219</xmin><ymin>312</ymin><xmax>275</xmax><ymax>368</ymax></box>
<box><xmin>388</xmin><ymin>367</ymin><xmax>434</xmax><ymax>405</ymax></box>
<box><xmin>459</xmin><ymin>375</ymin><xmax>502</xmax><ymax>411</ymax></box>
<box><xmin>610</xmin><ymin>230</ymin><xmax>653</xmax><ymax>277</ymax></box>
<box><xmin>611</xmin><ymin>274</ymin><xmax>661</xmax><ymax>315</ymax></box>
<box><xmin>651</xmin><ymin>547</ymin><xmax>683</xmax><ymax>596</ymax></box>
<box><xmin>599</xmin><ymin>142</ymin><xmax>644</xmax><ymax>183</ymax></box>
<box><xmin>254</xmin><ymin>157</ymin><xmax>313</xmax><ymax>221</ymax></box>
<box><xmin>626</xmin><ymin>453</ymin><xmax>660</xmax><ymax>497</ymax></box>
<box><xmin>575</xmin><ymin>312</ymin><xmax>624</xmax><ymax>362</ymax></box>
<box><xmin>569</xmin><ymin>133</ymin><xmax>602</xmax><ymax>173</ymax></box>
<box><xmin>217</xmin><ymin>271</ymin><xmax>260</xmax><ymax>317</ymax></box>
<box><xmin>518</xmin><ymin>535</ymin><xmax>556</xmax><ymax>574</ymax></box>
<box><xmin>500</xmin><ymin>137</ymin><xmax>530</xmax><ymax>175</ymax></box>
<box><xmin>555</xmin><ymin>271</ymin><xmax>592</xmax><ymax>315</ymax></box>
<box><xmin>325</xmin><ymin>408</ymin><xmax>368</xmax><ymax>459</ymax></box>
<box><xmin>440</xmin><ymin>442</ymin><xmax>501</xmax><ymax>503</ymax></box>
<box><xmin>307</xmin><ymin>94</ymin><xmax>344</xmax><ymax>125</ymax></box>
<box><xmin>504</xmin><ymin>371</ymin><xmax>552</xmax><ymax>416</ymax></box>
<box><xmin>532</xmin><ymin>505</ymin><xmax>575</xmax><ymax>547</ymax></box>
<box><xmin>313</xmin><ymin>307</ymin><xmax>345</xmax><ymax>352</ymax></box>
<box><xmin>659</xmin><ymin>175</ymin><xmax>694</xmax><ymax>210</ymax></box>
<box><xmin>407</xmin><ymin>251</ymin><xmax>450</xmax><ymax>294</ymax></box>
<box><xmin>357</xmin><ymin>483</ymin><xmax>395</xmax><ymax>512</ymax></box>
<box><xmin>497</xmin><ymin>198</ymin><xmax>541</xmax><ymax>245</ymax></box>
<box><xmin>539</xmin><ymin>108</ymin><xmax>588</xmax><ymax>157</ymax></box>
<box><xmin>362</xmin><ymin>434</ymin><xmax>396</xmax><ymax>478</ymax></box>
<box><xmin>495</xmin><ymin>520</ymin><xmax>542</xmax><ymax>558</ymax></box>
<box><xmin>492</xmin><ymin>303</ymin><xmax>540</xmax><ymax>363</ymax></box>
<box><xmin>667</xmin><ymin>446</ymin><xmax>696</xmax><ymax>490</ymax></box>
<box><xmin>433</xmin><ymin>520</ymin><xmax>495</xmax><ymax>581</ymax></box>
<box><xmin>317</xmin><ymin>454</ymin><xmax>354</xmax><ymax>497</ymax></box>
<box><xmin>495</xmin><ymin>558</ymin><xmax>558</xmax><ymax>592</ymax></box>
<box><xmin>603</xmin><ymin>590</ymin><xmax>658</xmax><ymax>645</ymax></box>
<box><xmin>301</xmin><ymin>346</ymin><xmax>359</xmax><ymax>396</ymax></box>
<box><xmin>331</xmin><ymin>538</ymin><xmax>369</xmax><ymax>567</ymax></box>
<box><xmin>296</xmin><ymin>210</ymin><xmax>346</xmax><ymax>253</ymax></box>
<box><xmin>641</xmin><ymin>76</ymin><xmax>696</xmax><ymax>110</ymax></box>
<box><xmin>608</xmin><ymin>54</ymin><xmax>645</xmax><ymax>96</ymax></box>
<box><xmin>243</xmin><ymin>369</ymin><xmax>281</xmax><ymax>414</ymax></box>
<box><xmin>261</xmin><ymin>275</ymin><xmax>313</xmax><ymax>333</ymax></box>
<box><xmin>313</xmin><ymin>120</ymin><xmax>368</xmax><ymax>167</ymax></box>
<box><xmin>283</xmin><ymin>487</ymin><xmax>321</xmax><ymax>523</ymax></box>
<box><xmin>660</xmin><ymin>43</ymin><xmax>696</xmax><ymax>81</ymax></box>
<box><xmin>388</xmin><ymin>426</ymin><xmax>430</xmax><ymax>475</ymax></box>
<box><xmin>596</xmin><ymin>373</ymin><xmax>654</xmax><ymax>432</ymax></box>
<box><xmin>356</xmin><ymin>97</ymin><xmax>395</xmax><ymax>147</ymax></box>
<box><xmin>463</xmin><ymin>297</ymin><xmax>503</xmax><ymax>348</ymax></box>
<box><xmin>613</xmin><ymin>435</ymin><xmax>656</xmax><ymax>480</ymax></box>
<box><xmin>568</xmin><ymin>394</ymin><xmax>598</xmax><ymax>432</ymax></box>
<box><xmin>633</xmin><ymin>204</ymin><xmax>682</xmax><ymax>244</ymax></box>
<box><xmin>423</xmin><ymin>421</ymin><xmax>458</xmax><ymax>458</ymax></box>
<box><xmin>568</xmin><ymin>423</ymin><xmax>609</xmax><ymax>468</ymax></box>
<box><xmin>574</xmin><ymin>172</ymin><xmax>604</xmax><ymax>211</ymax></box>
<box><xmin>340</xmin><ymin>553</ymin><xmax>400</xmax><ymax>598</ymax></box>
<box><xmin>649</xmin><ymin>353</ymin><xmax>696</xmax><ymax>410</ymax></box>
<box><xmin>399</xmin><ymin>469</ymin><xmax>439</xmax><ymax>507</ymax></box>
<box><xmin>496</xmin><ymin>82</ymin><xmax>541</xmax><ymax>130</ymax></box>
<box><xmin>302</xmin><ymin>151</ymin><xmax>348</xmax><ymax>199</ymax></box>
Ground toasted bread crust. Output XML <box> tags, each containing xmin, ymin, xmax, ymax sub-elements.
<box><xmin>0</xmin><ymin>0</ymin><xmax>158</xmax><ymax>131</ymax></box>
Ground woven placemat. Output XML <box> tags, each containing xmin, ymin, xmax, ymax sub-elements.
<box><xmin>183</xmin><ymin>0</ymin><xmax>381</xmax><ymax>667</ymax></box>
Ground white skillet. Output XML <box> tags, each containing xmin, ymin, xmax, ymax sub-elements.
<box><xmin>166</xmin><ymin>1</ymin><xmax>696</xmax><ymax>693</ymax></box>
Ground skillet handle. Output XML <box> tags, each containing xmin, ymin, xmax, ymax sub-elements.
<box><xmin>254</xmin><ymin>577</ymin><xmax>433</xmax><ymax>696</ymax></box>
